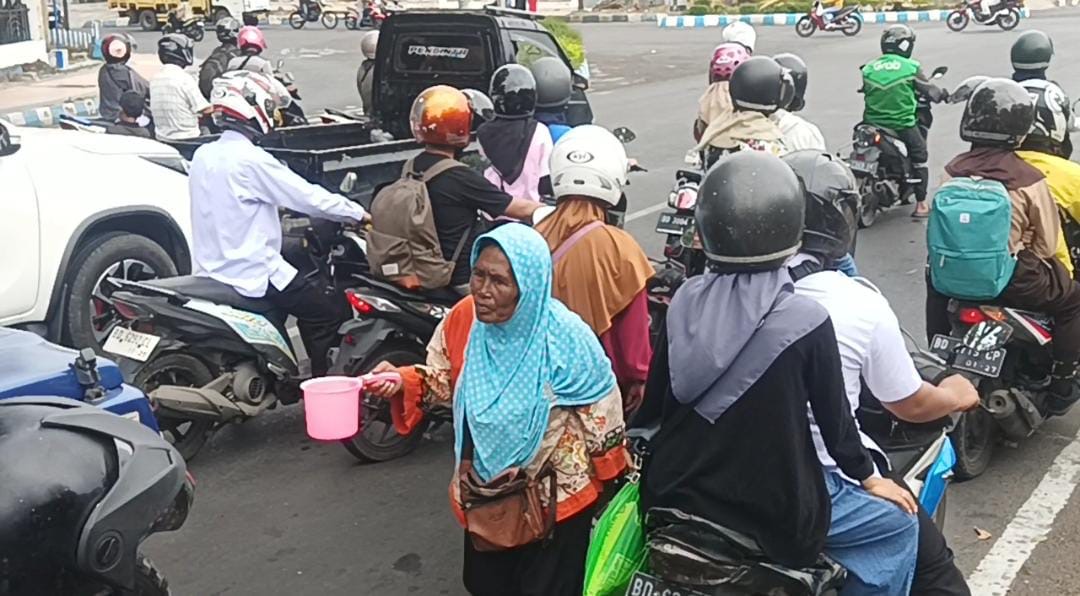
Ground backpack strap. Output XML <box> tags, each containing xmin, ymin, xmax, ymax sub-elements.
<box><xmin>552</xmin><ymin>221</ymin><xmax>604</xmax><ymax>264</ymax></box>
<box><xmin>449</xmin><ymin>218</ymin><xmax>479</xmax><ymax>265</ymax></box>
<box><xmin>420</xmin><ymin>158</ymin><xmax>466</xmax><ymax>183</ymax></box>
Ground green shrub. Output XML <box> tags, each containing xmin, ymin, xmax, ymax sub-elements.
<box><xmin>687</xmin><ymin>5</ymin><xmax>709</xmax><ymax>14</ymax></box>
<box><xmin>541</xmin><ymin>19</ymin><xmax>585</xmax><ymax>69</ymax></box>
<box><xmin>738</xmin><ymin>3</ymin><xmax>759</xmax><ymax>13</ymax></box>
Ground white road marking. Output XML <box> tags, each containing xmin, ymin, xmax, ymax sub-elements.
<box><xmin>967</xmin><ymin>431</ymin><xmax>1080</xmax><ymax>595</ymax></box>
<box><xmin>626</xmin><ymin>202</ymin><xmax>668</xmax><ymax>223</ymax></box>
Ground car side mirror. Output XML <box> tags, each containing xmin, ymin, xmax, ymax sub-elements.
<box><xmin>340</xmin><ymin>172</ymin><xmax>358</xmax><ymax>194</ymax></box>
<box><xmin>572</xmin><ymin>72</ymin><xmax>589</xmax><ymax>91</ymax></box>
<box><xmin>613</xmin><ymin>127</ymin><xmax>636</xmax><ymax>144</ymax></box>
<box><xmin>0</xmin><ymin>122</ymin><xmax>20</xmax><ymax>157</ymax></box>
<box><xmin>931</xmin><ymin>66</ymin><xmax>948</xmax><ymax>79</ymax></box>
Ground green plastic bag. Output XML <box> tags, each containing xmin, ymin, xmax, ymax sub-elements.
<box><xmin>583</xmin><ymin>481</ymin><xmax>646</xmax><ymax>596</ymax></box>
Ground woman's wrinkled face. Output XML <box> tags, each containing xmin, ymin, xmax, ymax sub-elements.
<box><xmin>470</xmin><ymin>245</ymin><xmax>520</xmax><ymax>324</ymax></box>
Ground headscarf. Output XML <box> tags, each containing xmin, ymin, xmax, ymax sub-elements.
<box><xmin>477</xmin><ymin>117</ymin><xmax>539</xmax><ymax>186</ymax></box>
<box><xmin>454</xmin><ymin>224</ymin><xmax>616</xmax><ymax>482</ymax></box>
<box><xmin>945</xmin><ymin>147</ymin><xmax>1045</xmax><ymax>191</ymax></box>
<box><xmin>666</xmin><ymin>269</ymin><xmax>828</xmax><ymax>422</ymax></box>
<box><xmin>698</xmin><ymin>81</ymin><xmax>734</xmax><ymax>128</ymax></box>
<box><xmin>695</xmin><ymin>109</ymin><xmax>786</xmax><ymax>153</ymax></box>
<box><xmin>535</xmin><ymin>198</ymin><xmax>654</xmax><ymax>335</ymax></box>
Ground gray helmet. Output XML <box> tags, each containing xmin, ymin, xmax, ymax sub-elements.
<box><xmin>774</xmin><ymin>53</ymin><xmax>808</xmax><ymax>112</ymax></box>
<box><xmin>529</xmin><ymin>56</ymin><xmax>572</xmax><ymax>110</ymax></box>
<box><xmin>960</xmin><ymin>78</ymin><xmax>1036</xmax><ymax>148</ymax></box>
<box><xmin>696</xmin><ymin>151</ymin><xmax>804</xmax><ymax>272</ymax></box>
<box><xmin>729</xmin><ymin>56</ymin><xmax>794</xmax><ymax>115</ymax></box>
<box><xmin>1019</xmin><ymin>79</ymin><xmax>1072</xmax><ymax>155</ymax></box>
<box><xmin>881</xmin><ymin>24</ymin><xmax>916</xmax><ymax>59</ymax></box>
<box><xmin>360</xmin><ymin>30</ymin><xmax>379</xmax><ymax>60</ymax></box>
<box><xmin>216</xmin><ymin>16</ymin><xmax>240</xmax><ymax>44</ymax></box>
<box><xmin>783</xmin><ymin>150</ymin><xmax>858</xmax><ymax>261</ymax></box>
<box><xmin>157</xmin><ymin>33</ymin><xmax>194</xmax><ymax>68</ymax></box>
<box><xmin>1011</xmin><ymin>30</ymin><xmax>1053</xmax><ymax>71</ymax></box>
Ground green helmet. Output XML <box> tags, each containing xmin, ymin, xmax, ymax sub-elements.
<box><xmin>881</xmin><ymin>24</ymin><xmax>916</xmax><ymax>59</ymax></box>
<box><xmin>1011</xmin><ymin>30</ymin><xmax>1054</xmax><ymax>71</ymax></box>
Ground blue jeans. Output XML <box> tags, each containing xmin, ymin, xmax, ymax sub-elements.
<box><xmin>834</xmin><ymin>253</ymin><xmax>859</xmax><ymax>277</ymax></box>
<box><xmin>824</xmin><ymin>471</ymin><xmax>918</xmax><ymax>596</ymax></box>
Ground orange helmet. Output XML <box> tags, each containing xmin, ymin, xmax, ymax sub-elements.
<box><xmin>409</xmin><ymin>85</ymin><xmax>473</xmax><ymax>148</ymax></box>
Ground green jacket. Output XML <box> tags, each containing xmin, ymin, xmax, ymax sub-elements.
<box><xmin>861</xmin><ymin>54</ymin><xmax>920</xmax><ymax>130</ymax></box>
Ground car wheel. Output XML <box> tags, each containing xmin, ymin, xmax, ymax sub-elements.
<box><xmin>138</xmin><ymin>9</ymin><xmax>158</xmax><ymax>31</ymax></box>
<box><xmin>135</xmin><ymin>351</ymin><xmax>217</xmax><ymax>461</ymax></box>
<box><xmin>65</xmin><ymin>233</ymin><xmax>177</xmax><ymax>353</ymax></box>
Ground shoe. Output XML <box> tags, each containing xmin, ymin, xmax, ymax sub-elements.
<box><xmin>1045</xmin><ymin>360</ymin><xmax>1080</xmax><ymax>416</ymax></box>
<box><xmin>911</xmin><ymin>203</ymin><xmax>930</xmax><ymax>219</ymax></box>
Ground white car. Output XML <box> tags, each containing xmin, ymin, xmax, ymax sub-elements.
<box><xmin>0</xmin><ymin>119</ymin><xmax>193</xmax><ymax>351</ymax></box>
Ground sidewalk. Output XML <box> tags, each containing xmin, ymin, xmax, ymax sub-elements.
<box><xmin>0</xmin><ymin>53</ymin><xmax>163</xmax><ymax>126</ymax></box>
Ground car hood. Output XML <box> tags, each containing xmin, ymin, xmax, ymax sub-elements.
<box><xmin>0</xmin><ymin>328</ymin><xmax>125</xmax><ymax>399</ymax></box>
<box><xmin>10</xmin><ymin>122</ymin><xmax>181</xmax><ymax>158</ymax></box>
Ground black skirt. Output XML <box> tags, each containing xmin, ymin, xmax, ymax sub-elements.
<box><xmin>461</xmin><ymin>504</ymin><xmax>596</xmax><ymax>596</ymax></box>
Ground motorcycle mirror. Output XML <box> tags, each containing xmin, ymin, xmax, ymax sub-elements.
<box><xmin>931</xmin><ymin>66</ymin><xmax>948</xmax><ymax>79</ymax></box>
<box><xmin>340</xmin><ymin>172</ymin><xmax>358</xmax><ymax>194</ymax></box>
<box><xmin>613</xmin><ymin>127</ymin><xmax>636</xmax><ymax>144</ymax></box>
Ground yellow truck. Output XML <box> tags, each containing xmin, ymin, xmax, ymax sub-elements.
<box><xmin>108</xmin><ymin>0</ymin><xmax>271</xmax><ymax>31</ymax></box>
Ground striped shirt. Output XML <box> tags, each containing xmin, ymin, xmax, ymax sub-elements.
<box><xmin>150</xmin><ymin>64</ymin><xmax>210</xmax><ymax>141</ymax></box>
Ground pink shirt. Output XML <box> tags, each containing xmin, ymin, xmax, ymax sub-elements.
<box><xmin>483</xmin><ymin>123</ymin><xmax>553</xmax><ymax>202</ymax></box>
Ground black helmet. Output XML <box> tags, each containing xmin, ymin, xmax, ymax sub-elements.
<box><xmin>158</xmin><ymin>33</ymin><xmax>194</xmax><ymax>68</ymax></box>
<box><xmin>881</xmin><ymin>24</ymin><xmax>916</xmax><ymax>58</ymax></box>
<box><xmin>216</xmin><ymin>16</ymin><xmax>241</xmax><ymax>44</ymax></box>
<box><xmin>0</xmin><ymin>398</ymin><xmax>192</xmax><ymax>593</ymax></box>
<box><xmin>1011</xmin><ymin>30</ymin><xmax>1053</xmax><ymax>72</ymax></box>
<box><xmin>529</xmin><ymin>56</ymin><xmax>572</xmax><ymax>110</ymax></box>
<box><xmin>729</xmin><ymin>56</ymin><xmax>794</xmax><ymax>115</ymax></box>
<box><xmin>696</xmin><ymin>151</ymin><xmax>804</xmax><ymax>271</ymax></box>
<box><xmin>782</xmin><ymin>150</ymin><xmax>859</xmax><ymax>261</ymax></box>
<box><xmin>1019</xmin><ymin>79</ymin><xmax>1072</xmax><ymax>157</ymax></box>
<box><xmin>489</xmin><ymin>64</ymin><xmax>537</xmax><ymax>118</ymax></box>
<box><xmin>960</xmin><ymin>78</ymin><xmax>1036</xmax><ymax>148</ymax></box>
<box><xmin>773</xmin><ymin>52</ymin><xmax>808</xmax><ymax>112</ymax></box>
<box><xmin>948</xmin><ymin>75</ymin><xmax>990</xmax><ymax>105</ymax></box>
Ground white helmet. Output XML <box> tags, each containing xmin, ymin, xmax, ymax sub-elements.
<box><xmin>360</xmin><ymin>30</ymin><xmax>379</xmax><ymax>60</ymax></box>
<box><xmin>722</xmin><ymin>21</ymin><xmax>757</xmax><ymax>53</ymax></box>
<box><xmin>210</xmin><ymin>71</ymin><xmax>282</xmax><ymax>137</ymax></box>
<box><xmin>550</xmin><ymin>125</ymin><xmax>629</xmax><ymax>207</ymax></box>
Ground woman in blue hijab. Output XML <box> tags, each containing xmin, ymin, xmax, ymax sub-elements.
<box><xmin>369</xmin><ymin>223</ymin><xmax>629</xmax><ymax>596</ymax></box>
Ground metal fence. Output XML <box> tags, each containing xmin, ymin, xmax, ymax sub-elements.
<box><xmin>0</xmin><ymin>0</ymin><xmax>31</xmax><ymax>45</ymax></box>
<box><xmin>47</xmin><ymin>22</ymin><xmax>98</xmax><ymax>50</ymax></box>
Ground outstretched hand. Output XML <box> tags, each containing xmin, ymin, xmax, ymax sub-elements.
<box><xmin>364</xmin><ymin>361</ymin><xmax>403</xmax><ymax>398</ymax></box>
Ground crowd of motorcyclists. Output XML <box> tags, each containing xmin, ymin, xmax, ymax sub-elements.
<box><xmin>10</xmin><ymin>13</ymin><xmax>1080</xmax><ymax>596</ymax></box>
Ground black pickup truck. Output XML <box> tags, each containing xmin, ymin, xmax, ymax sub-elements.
<box><xmin>168</xmin><ymin>6</ymin><xmax>594</xmax><ymax>204</ymax></box>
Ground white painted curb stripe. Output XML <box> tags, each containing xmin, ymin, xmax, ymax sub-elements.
<box><xmin>967</xmin><ymin>433</ymin><xmax>1080</xmax><ymax>595</ymax></box>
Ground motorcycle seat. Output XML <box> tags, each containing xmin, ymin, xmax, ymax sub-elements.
<box><xmin>142</xmin><ymin>276</ymin><xmax>281</xmax><ymax>315</ymax></box>
<box><xmin>352</xmin><ymin>273</ymin><xmax>461</xmax><ymax>305</ymax></box>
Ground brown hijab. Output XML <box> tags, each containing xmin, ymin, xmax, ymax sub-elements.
<box><xmin>535</xmin><ymin>198</ymin><xmax>654</xmax><ymax>335</ymax></box>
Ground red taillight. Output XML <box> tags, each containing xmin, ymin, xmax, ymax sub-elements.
<box><xmin>959</xmin><ymin>308</ymin><xmax>988</xmax><ymax>325</ymax></box>
<box><xmin>113</xmin><ymin>300</ymin><xmax>142</xmax><ymax>320</ymax></box>
<box><xmin>345</xmin><ymin>289</ymin><xmax>374</xmax><ymax>315</ymax></box>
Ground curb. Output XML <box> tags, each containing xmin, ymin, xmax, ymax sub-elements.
<box><xmin>3</xmin><ymin>97</ymin><xmax>99</xmax><ymax>127</ymax></box>
<box><xmin>565</xmin><ymin>12</ymin><xmax>658</xmax><ymax>22</ymax></box>
<box><xmin>656</xmin><ymin>7</ymin><xmax>1031</xmax><ymax>27</ymax></box>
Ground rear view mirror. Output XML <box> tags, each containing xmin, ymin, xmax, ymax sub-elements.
<box><xmin>0</xmin><ymin>122</ymin><xmax>19</xmax><ymax>157</ymax></box>
<box><xmin>340</xmin><ymin>172</ymin><xmax>357</xmax><ymax>194</ymax></box>
<box><xmin>931</xmin><ymin>66</ymin><xmax>948</xmax><ymax>79</ymax></box>
<box><xmin>572</xmin><ymin>72</ymin><xmax>589</xmax><ymax>91</ymax></box>
<box><xmin>613</xmin><ymin>127</ymin><xmax>636</xmax><ymax>144</ymax></box>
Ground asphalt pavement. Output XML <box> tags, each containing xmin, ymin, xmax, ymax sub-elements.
<box><xmin>131</xmin><ymin>14</ymin><xmax>1080</xmax><ymax>595</ymax></box>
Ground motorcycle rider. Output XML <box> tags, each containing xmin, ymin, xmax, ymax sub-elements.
<box><xmin>694</xmin><ymin>42</ymin><xmax>750</xmax><ymax>143</ymax></box>
<box><xmin>97</xmin><ymin>34</ymin><xmax>149</xmax><ymax>123</ymax></box>
<box><xmin>198</xmin><ymin>17</ymin><xmax>242</xmax><ymax>99</ymax></box>
<box><xmin>0</xmin><ymin>399</ymin><xmax>192</xmax><ymax>595</ymax></box>
<box><xmin>635</xmin><ymin>150</ymin><xmax>918</xmax><ymax>594</ymax></box>
<box><xmin>1012</xmin><ymin>30</ymin><xmax>1072</xmax><ymax>159</ymax></box>
<box><xmin>228</xmin><ymin>25</ymin><xmax>275</xmax><ymax>78</ymax></box>
<box><xmin>694</xmin><ymin>55</ymin><xmax>790</xmax><ymax>168</ymax></box>
<box><xmin>150</xmin><ymin>34</ymin><xmax>211</xmax><ymax>141</ymax></box>
<box><xmin>105</xmin><ymin>90</ymin><xmax>153</xmax><ymax>138</ymax></box>
<box><xmin>927</xmin><ymin>78</ymin><xmax>1080</xmax><ymax>416</ymax></box>
<box><xmin>534</xmin><ymin>125</ymin><xmax>654</xmax><ymax>417</ymax></box>
<box><xmin>188</xmin><ymin>71</ymin><xmax>368</xmax><ymax>376</ymax></box>
<box><xmin>407</xmin><ymin>85</ymin><xmax>540</xmax><ymax>292</ymax></box>
<box><xmin>478</xmin><ymin>64</ymin><xmax>553</xmax><ymax>202</ymax></box>
<box><xmin>167</xmin><ymin>0</ymin><xmax>193</xmax><ymax>32</ymax></box>
<box><xmin>721</xmin><ymin>20</ymin><xmax>756</xmax><ymax>53</ymax></box>
<box><xmin>771</xmin><ymin>52</ymin><xmax>827</xmax><ymax>152</ymax></box>
<box><xmin>784</xmin><ymin>149</ymin><xmax>978</xmax><ymax>596</ymax></box>
<box><xmin>530</xmin><ymin>56</ymin><xmax>574</xmax><ymax>143</ymax></box>
<box><xmin>860</xmin><ymin>25</ymin><xmax>947</xmax><ymax>218</ymax></box>
<box><xmin>356</xmin><ymin>30</ymin><xmax>378</xmax><ymax>114</ymax></box>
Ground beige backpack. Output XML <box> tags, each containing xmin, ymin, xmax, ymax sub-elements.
<box><xmin>365</xmin><ymin>158</ymin><xmax>473</xmax><ymax>290</ymax></box>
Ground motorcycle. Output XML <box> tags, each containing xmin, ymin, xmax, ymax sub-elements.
<box><xmin>796</xmin><ymin>0</ymin><xmax>863</xmax><ymax>37</ymax></box>
<box><xmin>847</xmin><ymin>65</ymin><xmax>948</xmax><ymax>228</ymax></box>
<box><xmin>162</xmin><ymin>16</ymin><xmax>205</xmax><ymax>41</ymax></box>
<box><xmin>347</xmin><ymin>0</ymin><xmax>400</xmax><ymax>29</ymax></box>
<box><xmin>647</xmin><ymin>168</ymin><xmax>705</xmax><ymax>345</ymax></box>
<box><xmin>946</xmin><ymin>0</ymin><xmax>1022</xmax><ymax>31</ymax></box>
<box><xmin>289</xmin><ymin>0</ymin><xmax>339</xmax><ymax>29</ymax></box>
<box><xmin>102</xmin><ymin>175</ymin><xmax>365</xmax><ymax>461</ymax></box>
<box><xmin>628</xmin><ymin>351</ymin><xmax>956</xmax><ymax>595</ymax></box>
<box><xmin>274</xmin><ymin>59</ymin><xmax>309</xmax><ymax>127</ymax></box>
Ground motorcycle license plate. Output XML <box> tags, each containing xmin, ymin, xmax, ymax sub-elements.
<box><xmin>103</xmin><ymin>327</ymin><xmax>161</xmax><ymax>362</ymax></box>
<box><xmin>849</xmin><ymin>157</ymin><xmax>877</xmax><ymax>174</ymax></box>
<box><xmin>626</xmin><ymin>572</ymin><xmax>711</xmax><ymax>596</ymax></box>
<box><xmin>930</xmin><ymin>334</ymin><xmax>1006</xmax><ymax>378</ymax></box>
<box><xmin>656</xmin><ymin>212</ymin><xmax>694</xmax><ymax>236</ymax></box>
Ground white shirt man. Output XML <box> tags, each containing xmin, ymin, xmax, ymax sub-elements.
<box><xmin>150</xmin><ymin>63</ymin><xmax>210</xmax><ymax>140</ymax></box>
<box><xmin>772</xmin><ymin>108</ymin><xmax>827</xmax><ymax>152</ymax></box>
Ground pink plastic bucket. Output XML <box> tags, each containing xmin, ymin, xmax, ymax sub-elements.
<box><xmin>301</xmin><ymin>376</ymin><xmax>363</xmax><ymax>440</ymax></box>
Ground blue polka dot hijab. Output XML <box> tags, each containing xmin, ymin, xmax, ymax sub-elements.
<box><xmin>454</xmin><ymin>223</ymin><xmax>616</xmax><ymax>483</ymax></box>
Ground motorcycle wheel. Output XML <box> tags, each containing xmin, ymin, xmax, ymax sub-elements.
<box><xmin>841</xmin><ymin>16</ymin><xmax>861</xmax><ymax>36</ymax></box>
<box><xmin>857</xmin><ymin>178</ymin><xmax>879</xmax><ymax>228</ymax></box>
<box><xmin>288</xmin><ymin>11</ymin><xmax>305</xmax><ymax>28</ymax></box>
<box><xmin>190</xmin><ymin>25</ymin><xmax>204</xmax><ymax>41</ymax></box>
<box><xmin>321</xmin><ymin>11</ymin><xmax>339</xmax><ymax>28</ymax></box>
<box><xmin>950</xmin><ymin>407</ymin><xmax>996</xmax><ymax>481</ymax></box>
<box><xmin>135</xmin><ymin>352</ymin><xmax>217</xmax><ymax>462</ymax></box>
<box><xmin>997</xmin><ymin>7</ymin><xmax>1020</xmax><ymax>30</ymax></box>
<box><xmin>795</xmin><ymin>16</ymin><xmax>816</xmax><ymax>37</ymax></box>
<box><xmin>340</xmin><ymin>342</ymin><xmax>429</xmax><ymax>462</ymax></box>
<box><xmin>946</xmin><ymin>9</ymin><xmax>968</xmax><ymax>31</ymax></box>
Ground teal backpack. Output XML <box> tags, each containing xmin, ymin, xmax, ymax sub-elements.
<box><xmin>927</xmin><ymin>177</ymin><xmax>1017</xmax><ymax>301</ymax></box>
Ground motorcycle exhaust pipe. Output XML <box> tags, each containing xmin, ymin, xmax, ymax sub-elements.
<box><xmin>985</xmin><ymin>390</ymin><xmax>1035</xmax><ymax>441</ymax></box>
